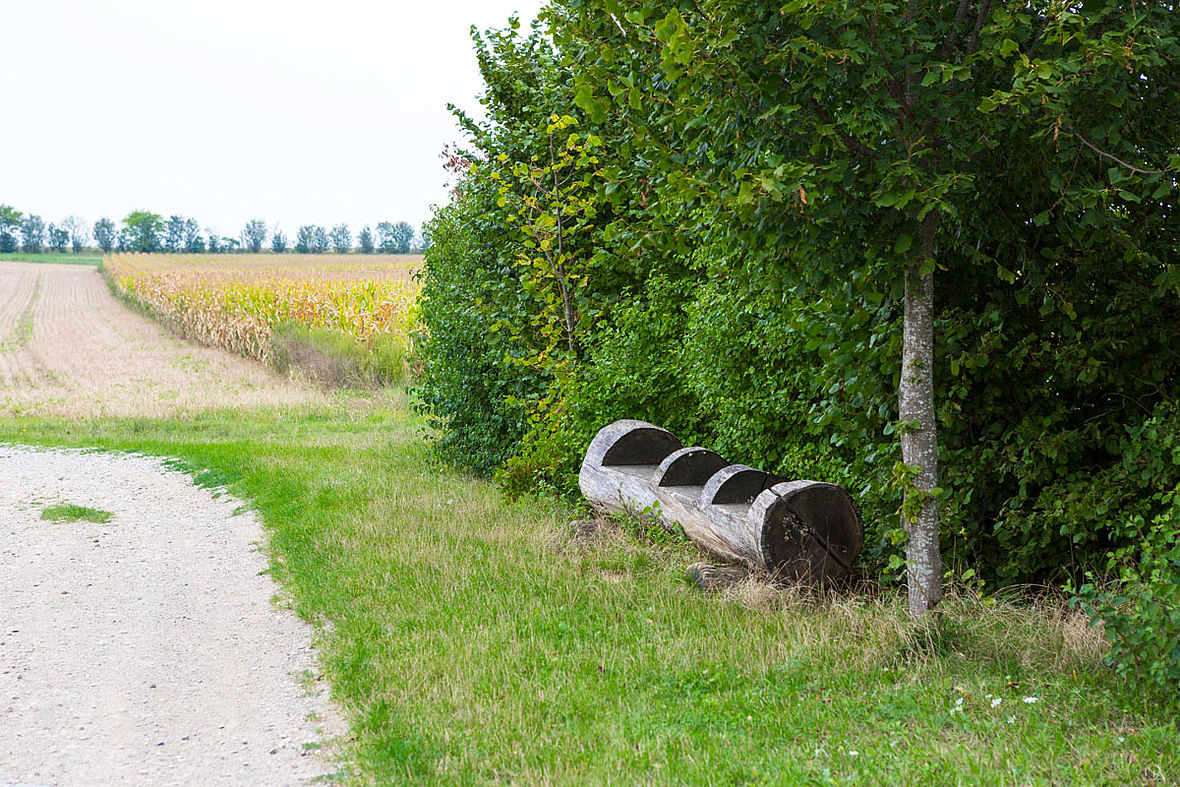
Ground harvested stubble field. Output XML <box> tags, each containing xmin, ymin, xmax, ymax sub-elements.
<box><xmin>0</xmin><ymin>260</ymin><xmax>324</xmax><ymax>418</ymax></box>
<box><xmin>104</xmin><ymin>253</ymin><xmax>420</xmax><ymax>365</ymax></box>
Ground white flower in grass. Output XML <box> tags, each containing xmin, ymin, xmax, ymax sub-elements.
<box><xmin>991</xmin><ymin>697</ymin><xmax>1003</xmax><ymax>708</ymax></box>
<box><xmin>1007</xmin><ymin>716</ymin><xmax>1016</xmax><ymax>725</ymax></box>
<box><xmin>848</xmin><ymin>750</ymin><xmax>859</xmax><ymax>757</ymax></box>
<box><xmin>1022</xmin><ymin>696</ymin><xmax>1039</xmax><ymax>704</ymax></box>
<box><xmin>950</xmin><ymin>696</ymin><xmax>964</xmax><ymax>715</ymax></box>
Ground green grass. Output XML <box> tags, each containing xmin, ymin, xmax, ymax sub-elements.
<box><xmin>41</xmin><ymin>502</ymin><xmax>113</xmax><ymax>523</ymax></box>
<box><xmin>0</xmin><ymin>252</ymin><xmax>103</xmax><ymax>265</ymax></box>
<box><xmin>270</xmin><ymin>321</ymin><xmax>407</xmax><ymax>388</ymax></box>
<box><xmin>1</xmin><ymin>394</ymin><xmax>1176</xmax><ymax>785</ymax></box>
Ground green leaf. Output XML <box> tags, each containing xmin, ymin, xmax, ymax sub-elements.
<box><xmin>893</xmin><ymin>233</ymin><xmax>913</xmax><ymax>254</ymax></box>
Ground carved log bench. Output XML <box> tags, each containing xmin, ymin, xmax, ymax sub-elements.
<box><xmin>579</xmin><ymin>419</ymin><xmax>863</xmax><ymax>585</ymax></box>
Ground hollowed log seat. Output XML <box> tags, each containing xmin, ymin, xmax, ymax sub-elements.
<box><xmin>579</xmin><ymin>419</ymin><xmax>863</xmax><ymax>584</ymax></box>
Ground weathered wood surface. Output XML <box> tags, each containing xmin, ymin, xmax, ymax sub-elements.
<box><xmin>579</xmin><ymin>419</ymin><xmax>863</xmax><ymax>584</ymax></box>
<box><xmin>686</xmin><ymin>562</ymin><xmax>750</xmax><ymax>591</ymax></box>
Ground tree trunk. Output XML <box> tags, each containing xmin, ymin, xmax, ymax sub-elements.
<box><xmin>900</xmin><ymin>215</ymin><xmax>942</xmax><ymax>618</ymax></box>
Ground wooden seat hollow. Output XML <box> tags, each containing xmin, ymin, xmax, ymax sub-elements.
<box><xmin>579</xmin><ymin>419</ymin><xmax>863</xmax><ymax>584</ymax></box>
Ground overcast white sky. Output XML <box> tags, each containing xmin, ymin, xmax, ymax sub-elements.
<box><xmin>0</xmin><ymin>0</ymin><xmax>546</xmax><ymax>240</ymax></box>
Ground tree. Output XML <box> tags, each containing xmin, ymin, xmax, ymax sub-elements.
<box><xmin>164</xmin><ymin>215</ymin><xmax>187</xmax><ymax>252</ymax></box>
<box><xmin>122</xmin><ymin>211</ymin><xmax>163</xmax><ymax>252</ymax></box>
<box><xmin>272</xmin><ymin>229</ymin><xmax>289</xmax><ymax>253</ymax></box>
<box><xmin>47</xmin><ymin>224</ymin><xmax>69</xmax><ymax>252</ymax></box>
<box><xmin>358</xmin><ymin>225</ymin><xmax>375</xmax><ymax>253</ymax></box>
<box><xmin>496</xmin><ymin>113</ymin><xmax>602</xmax><ymax>362</ymax></box>
<box><xmin>558</xmin><ymin>0</ymin><xmax>1180</xmax><ymax>616</ymax></box>
<box><xmin>21</xmin><ymin>215</ymin><xmax>45</xmax><ymax>253</ymax></box>
<box><xmin>242</xmin><ymin>219</ymin><xmax>267</xmax><ymax>253</ymax></box>
<box><xmin>207</xmin><ymin>232</ymin><xmax>222</xmax><ymax>253</ymax></box>
<box><xmin>93</xmin><ymin>218</ymin><xmax>117</xmax><ymax>253</ymax></box>
<box><xmin>295</xmin><ymin>225</ymin><xmax>315</xmax><ymax>254</ymax></box>
<box><xmin>183</xmin><ymin>218</ymin><xmax>203</xmax><ymax>253</ymax></box>
<box><xmin>419</xmin><ymin>224</ymin><xmax>431</xmax><ymax>251</ymax></box>
<box><xmin>375</xmin><ymin>221</ymin><xmax>397</xmax><ymax>253</ymax></box>
<box><xmin>392</xmin><ymin>221</ymin><xmax>415</xmax><ymax>253</ymax></box>
<box><xmin>377</xmin><ymin>220</ymin><xmax>416</xmax><ymax>253</ymax></box>
<box><xmin>61</xmin><ymin>216</ymin><xmax>89</xmax><ymax>252</ymax></box>
<box><xmin>0</xmin><ymin>205</ymin><xmax>22</xmax><ymax>253</ymax></box>
<box><xmin>330</xmin><ymin>223</ymin><xmax>352</xmax><ymax>253</ymax></box>
<box><xmin>312</xmin><ymin>225</ymin><xmax>330</xmax><ymax>253</ymax></box>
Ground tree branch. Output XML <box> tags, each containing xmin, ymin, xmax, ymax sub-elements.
<box><xmin>939</xmin><ymin>0</ymin><xmax>975</xmax><ymax>60</ymax></box>
<box><xmin>1072</xmin><ymin>131</ymin><xmax>1169</xmax><ymax>176</ymax></box>
<box><xmin>966</xmin><ymin>0</ymin><xmax>993</xmax><ymax>57</ymax></box>
<box><xmin>808</xmin><ymin>99</ymin><xmax>878</xmax><ymax>159</ymax></box>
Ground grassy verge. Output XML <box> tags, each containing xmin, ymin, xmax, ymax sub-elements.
<box><xmin>1</xmin><ymin>394</ymin><xmax>1175</xmax><ymax>785</ymax></box>
<box><xmin>0</xmin><ymin>252</ymin><xmax>103</xmax><ymax>265</ymax></box>
<box><xmin>270</xmin><ymin>322</ymin><xmax>406</xmax><ymax>388</ymax></box>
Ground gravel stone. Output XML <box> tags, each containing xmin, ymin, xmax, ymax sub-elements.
<box><xmin>0</xmin><ymin>445</ymin><xmax>346</xmax><ymax>786</ymax></box>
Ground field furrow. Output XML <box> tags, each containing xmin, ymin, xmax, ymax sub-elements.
<box><xmin>0</xmin><ymin>261</ymin><xmax>325</xmax><ymax>418</ymax></box>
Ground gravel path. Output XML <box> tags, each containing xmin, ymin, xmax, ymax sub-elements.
<box><xmin>0</xmin><ymin>446</ymin><xmax>346</xmax><ymax>786</ymax></box>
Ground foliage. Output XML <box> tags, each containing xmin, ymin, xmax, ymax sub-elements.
<box><xmin>242</xmin><ymin>219</ymin><xmax>268</xmax><ymax>253</ymax></box>
<box><xmin>92</xmin><ymin>218</ymin><xmax>117</xmax><ymax>253</ymax></box>
<box><xmin>1071</xmin><ymin>409</ymin><xmax>1180</xmax><ymax>695</ymax></box>
<box><xmin>414</xmin><ymin>175</ymin><xmax>543</xmax><ymax>475</ymax></box>
<box><xmin>313</xmin><ymin>225</ymin><xmax>330</xmax><ymax>253</ymax></box>
<box><xmin>295</xmin><ymin>225</ymin><xmax>317</xmax><ymax>254</ymax></box>
<box><xmin>330</xmin><ymin>223</ymin><xmax>352</xmax><ymax>254</ymax></box>
<box><xmin>432</xmin><ymin>2</ymin><xmax>1180</xmax><ymax>597</ymax></box>
<box><xmin>46</xmin><ymin>223</ymin><xmax>69</xmax><ymax>253</ymax></box>
<box><xmin>183</xmin><ymin>218</ymin><xmax>203</xmax><ymax>253</ymax></box>
<box><xmin>271</xmin><ymin>229</ymin><xmax>288</xmax><ymax>253</ymax></box>
<box><xmin>494</xmin><ymin>113</ymin><xmax>602</xmax><ymax>376</ymax></box>
<box><xmin>61</xmin><ymin>216</ymin><xmax>88</xmax><ymax>253</ymax></box>
<box><xmin>358</xmin><ymin>225</ymin><xmax>374</xmax><ymax>254</ymax></box>
<box><xmin>1073</xmin><ymin>499</ymin><xmax>1180</xmax><ymax>695</ymax></box>
<box><xmin>377</xmin><ymin>220</ymin><xmax>416</xmax><ymax>254</ymax></box>
<box><xmin>20</xmin><ymin>214</ymin><xmax>45</xmax><ymax>253</ymax></box>
<box><xmin>414</xmin><ymin>19</ymin><xmax>590</xmax><ymax>475</ymax></box>
<box><xmin>0</xmin><ymin>205</ymin><xmax>22</xmax><ymax>253</ymax></box>
<box><xmin>121</xmin><ymin>210</ymin><xmax>163</xmax><ymax>253</ymax></box>
<box><xmin>164</xmin><ymin>215</ymin><xmax>187</xmax><ymax>252</ymax></box>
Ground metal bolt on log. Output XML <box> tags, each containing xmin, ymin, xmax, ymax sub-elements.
<box><xmin>579</xmin><ymin>419</ymin><xmax>864</xmax><ymax>585</ymax></box>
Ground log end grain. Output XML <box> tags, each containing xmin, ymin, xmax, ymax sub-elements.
<box><xmin>750</xmin><ymin>481</ymin><xmax>863</xmax><ymax>584</ymax></box>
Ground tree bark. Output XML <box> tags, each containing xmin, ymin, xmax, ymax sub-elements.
<box><xmin>900</xmin><ymin>214</ymin><xmax>943</xmax><ymax>618</ymax></box>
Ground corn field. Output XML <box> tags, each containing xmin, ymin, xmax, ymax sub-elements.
<box><xmin>104</xmin><ymin>253</ymin><xmax>419</xmax><ymax>364</ymax></box>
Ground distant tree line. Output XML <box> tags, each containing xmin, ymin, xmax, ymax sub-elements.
<box><xmin>0</xmin><ymin>205</ymin><xmax>430</xmax><ymax>255</ymax></box>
